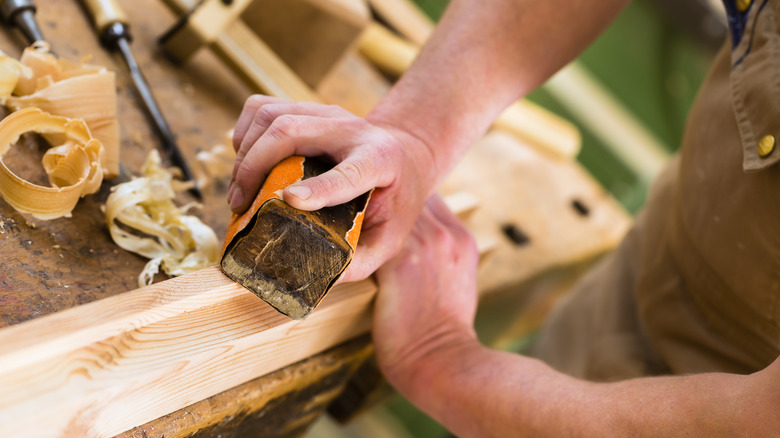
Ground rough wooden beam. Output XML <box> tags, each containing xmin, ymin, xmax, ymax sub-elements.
<box><xmin>0</xmin><ymin>267</ymin><xmax>376</xmax><ymax>437</ymax></box>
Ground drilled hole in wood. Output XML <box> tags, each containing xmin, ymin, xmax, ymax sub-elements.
<box><xmin>571</xmin><ymin>199</ymin><xmax>590</xmax><ymax>217</ymax></box>
<box><xmin>501</xmin><ymin>224</ymin><xmax>530</xmax><ymax>247</ymax></box>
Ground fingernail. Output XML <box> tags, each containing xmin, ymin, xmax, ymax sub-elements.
<box><xmin>286</xmin><ymin>185</ymin><xmax>311</xmax><ymax>200</ymax></box>
<box><xmin>226</xmin><ymin>184</ymin><xmax>234</xmax><ymax>204</ymax></box>
<box><xmin>230</xmin><ymin>186</ymin><xmax>244</xmax><ymax>210</ymax></box>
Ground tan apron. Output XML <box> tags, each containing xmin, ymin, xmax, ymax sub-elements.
<box><xmin>531</xmin><ymin>0</ymin><xmax>780</xmax><ymax>380</ymax></box>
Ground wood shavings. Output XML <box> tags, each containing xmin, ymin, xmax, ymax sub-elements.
<box><xmin>0</xmin><ymin>44</ymin><xmax>119</xmax><ymax>220</ymax></box>
<box><xmin>195</xmin><ymin>142</ymin><xmax>235</xmax><ymax>189</ymax></box>
<box><xmin>0</xmin><ymin>52</ymin><xmax>27</xmax><ymax>104</ymax></box>
<box><xmin>5</xmin><ymin>43</ymin><xmax>120</xmax><ymax>178</ymax></box>
<box><xmin>0</xmin><ymin>107</ymin><xmax>104</xmax><ymax>219</ymax></box>
<box><xmin>105</xmin><ymin>150</ymin><xmax>219</xmax><ymax>287</ymax></box>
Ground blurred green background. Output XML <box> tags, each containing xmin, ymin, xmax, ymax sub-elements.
<box><xmin>311</xmin><ymin>1</ymin><xmax>724</xmax><ymax>436</ymax></box>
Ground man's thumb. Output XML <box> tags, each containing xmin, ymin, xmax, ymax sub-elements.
<box><xmin>283</xmin><ymin>160</ymin><xmax>377</xmax><ymax>210</ymax></box>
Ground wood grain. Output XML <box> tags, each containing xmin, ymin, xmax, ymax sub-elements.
<box><xmin>119</xmin><ymin>336</ymin><xmax>373</xmax><ymax>438</ymax></box>
<box><xmin>0</xmin><ymin>267</ymin><xmax>376</xmax><ymax>437</ymax></box>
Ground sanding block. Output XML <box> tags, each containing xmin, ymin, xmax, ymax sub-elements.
<box><xmin>221</xmin><ymin>156</ymin><xmax>371</xmax><ymax>319</ymax></box>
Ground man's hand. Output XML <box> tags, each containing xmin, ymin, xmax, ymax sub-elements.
<box><xmin>369</xmin><ymin>199</ymin><xmax>779</xmax><ymax>438</ymax></box>
<box><xmin>372</xmin><ymin>195</ymin><xmax>480</xmax><ymax>387</ymax></box>
<box><xmin>228</xmin><ymin>95</ymin><xmax>439</xmax><ymax>282</ymax></box>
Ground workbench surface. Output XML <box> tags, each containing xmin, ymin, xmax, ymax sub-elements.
<box><xmin>0</xmin><ymin>0</ymin><xmax>246</xmax><ymax>328</ymax></box>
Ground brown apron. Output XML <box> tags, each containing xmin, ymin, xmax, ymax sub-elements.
<box><xmin>532</xmin><ymin>0</ymin><xmax>780</xmax><ymax>380</ymax></box>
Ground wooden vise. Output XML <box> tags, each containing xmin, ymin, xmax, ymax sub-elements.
<box><xmin>160</xmin><ymin>0</ymin><xmax>370</xmax><ymax>102</ymax></box>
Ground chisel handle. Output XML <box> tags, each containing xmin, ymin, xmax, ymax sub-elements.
<box><xmin>81</xmin><ymin>0</ymin><xmax>128</xmax><ymax>34</ymax></box>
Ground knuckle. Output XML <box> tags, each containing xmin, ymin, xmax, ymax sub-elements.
<box><xmin>235</xmin><ymin>159</ymin><xmax>257</xmax><ymax>182</ymax></box>
<box><xmin>267</xmin><ymin>115</ymin><xmax>300</xmax><ymax>140</ymax></box>
<box><xmin>253</xmin><ymin>106</ymin><xmax>278</xmax><ymax>127</ymax></box>
<box><xmin>246</xmin><ymin>94</ymin><xmax>265</xmax><ymax>107</ymax></box>
<box><xmin>334</xmin><ymin>161</ymin><xmax>367</xmax><ymax>189</ymax></box>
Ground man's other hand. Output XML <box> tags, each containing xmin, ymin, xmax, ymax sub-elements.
<box><xmin>373</xmin><ymin>195</ymin><xmax>480</xmax><ymax>387</ymax></box>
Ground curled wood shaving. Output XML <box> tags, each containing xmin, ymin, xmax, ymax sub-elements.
<box><xmin>0</xmin><ymin>107</ymin><xmax>104</xmax><ymax>219</ymax></box>
<box><xmin>0</xmin><ymin>52</ymin><xmax>27</xmax><ymax>104</ymax></box>
<box><xmin>5</xmin><ymin>43</ymin><xmax>120</xmax><ymax>178</ymax></box>
<box><xmin>195</xmin><ymin>142</ymin><xmax>235</xmax><ymax>189</ymax></box>
<box><xmin>105</xmin><ymin>150</ymin><xmax>219</xmax><ymax>287</ymax></box>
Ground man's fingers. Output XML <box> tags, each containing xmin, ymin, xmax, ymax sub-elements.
<box><xmin>232</xmin><ymin>95</ymin><xmax>285</xmax><ymax>153</ymax></box>
<box><xmin>229</xmin><ymin>115</ymin><xmax>358</xmax><ymax>213</ymax></box>
<box><xmin>236</xmin><ymin>102</ymin><xmax>350</xmax><ymax>162</ymax></box>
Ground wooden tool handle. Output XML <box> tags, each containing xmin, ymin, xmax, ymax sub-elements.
<box><xmin>81</xmin><ymin>0</ymin><xmax>128</xmax><ymax>33</ymax></box>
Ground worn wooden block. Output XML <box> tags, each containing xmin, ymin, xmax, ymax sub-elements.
<box><xmin>241</xmin><ymin>0</ymin><xmax>371</xmax><ymax>88</ymax></box>
<box><xmin>221</xmin><ymin>156</ymin><xmax>370</xmax><ymax>320</ymax></box>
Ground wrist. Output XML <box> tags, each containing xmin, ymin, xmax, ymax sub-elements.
<box><xmin>366</xmin><ymin>109</ymin><xmax>441</xmax><ymax>193</ymax></box>
<box><xmin>378</xmin><ymin>324</ymin><xmax>483</xmax><ymax>400</ymax></box>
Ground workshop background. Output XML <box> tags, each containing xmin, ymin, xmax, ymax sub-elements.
<box><xmin>310</xmin><ymin>0</ymin><xmax>725</xmax><ymax>437</ymax></box>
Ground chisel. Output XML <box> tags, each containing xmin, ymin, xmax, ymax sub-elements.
<box><xmin>0</xmin><ymin>0</ymin><xmax>44</xmax><ymax>44</ymax></box>
<box><xmin>80</xmin><ymin>0</ymin><xmax>202</xmax><ymax>200</ymax></box>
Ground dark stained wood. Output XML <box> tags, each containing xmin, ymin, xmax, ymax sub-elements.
<box><xmin>221</xmin><ymin>157</ymin><xmax>370</xmax><ymax>320</ymax></box>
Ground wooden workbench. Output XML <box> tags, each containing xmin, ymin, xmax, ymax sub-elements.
<box><xmin>0</xmin><ymin>1</ymin><xmax>631</xmax><ymax>436</ymax></box>
<box><xmin>0</xmin><ymin>0</ymin><xmax>244</xmax><ymax>326</ymax></box>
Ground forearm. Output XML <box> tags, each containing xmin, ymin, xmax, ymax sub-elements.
<box><xmin>390</xmin><ymin>339</ymin><xmax>771</xmax><ymax>437</ymax></box>
<box><xmin>368</xmin><ymin>0</ymin><xmax>628</xmax><ymax>186</ymax></box>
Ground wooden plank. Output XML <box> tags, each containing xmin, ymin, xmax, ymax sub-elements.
<box><xmin>119</xmin><ymin>336</ymin><xmax>373</xmax><ymax>438</ymax></box>
<box><xmin>493</xmin><ymin>100</ymin><xmax>582</xmax><ymax>159</ymax></box>
<box><xmin>316</xmin><ymin>50</ymin><xmax>391</xmax><ymax>117</ymax></box>
<box><xmin>357</xmin><ymin>22</ymin><xmax>419</xmax><ymax>77</ymax></box>
<box><xmin>215</xmin><ymin>22</ymin><xmax>321</xmax><ymax>101</ymax></box>
<box><xmin>0</xmin><ymin>267</ymin><xmax>376</xmax><ymax>437</ymax></box>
